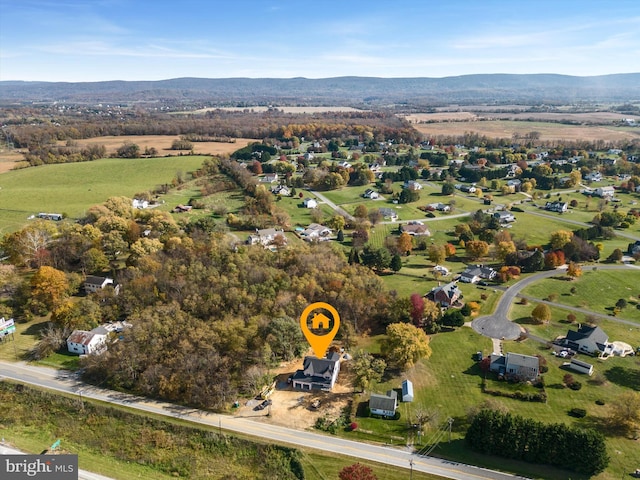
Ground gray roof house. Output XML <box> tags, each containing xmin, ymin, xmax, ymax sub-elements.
<box><xmin>84</xmin><ymin>276</ymin><xmax>119</xmax><ymax>295</ymax></box>
<box><xmin>400</xmin><ymin>224</ymin><xmax>430</xmax><ymax>236</ymax></box>
<box><xmin>369</xmin><ymin>390</ymin><xmax>398</xmax><ymax>417</ymax></box>
<box><xmin>563</xmin><ymin>325</ymin><xmax>609</xmax><ymax>356</ymax></box>
<box><xmin>247</xmin><ymin>228</ymin><xmax>286</xmax><ymax>247</ymax></box>
<box><xmin>489</xmin><ymin>352</ymin><xmax>540</xmax><ymax>382</ymax></box>
<box><xmin>378</xmin><ymin>208</ymin><xmax>398</xmax><ymax>221</ymax></box>
<box><xmin>426</xmin><ymin>281</ymin><xmax>462</xmax><ymax>308</ymax></box>
<box><xmin>459</xmin><ymin>265</ymin><xmax>497</xmax><ymax>284</ymax></box>
<box><xmin>291</xmin><ymin>353</ymin><xmax>341</xmax><ymax>391</ymax></box>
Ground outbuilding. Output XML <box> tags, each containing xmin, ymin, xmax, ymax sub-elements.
<box><xmin>568</xmin><ymin>358</ymin><xmax>594</xmax><ymax>376</ymax></box>
<box><xmin>401</xmin><ymin>379</ymin><xmax>414</xmax><ymax>402</ymax></box>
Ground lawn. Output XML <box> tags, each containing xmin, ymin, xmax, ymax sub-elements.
<box><xmin>0</xmin><ymin>156</ymin><xmax>208</xmax><ymax>234</ymax></box>
<box><xmin>519</xmin><ymin>269</ymin><xmax>640</xmax><ymax>324</ymax></box>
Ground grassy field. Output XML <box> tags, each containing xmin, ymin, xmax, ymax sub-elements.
<box><xmin>0</xmin><ymin>156</ymin><xmax>209</xmax><ymax>234</ymax></box>
<box><xmin>519</xmin><ymin>269</ymin><xmax>640</xmax><ymax>324</ymax></box>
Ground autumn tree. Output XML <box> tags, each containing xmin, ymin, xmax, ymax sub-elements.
<box><xmin>531</xmin><ymin>303</ymin><xmax>551</xmax><ymax>324</ymax></box>
<box><xmin>428</xmin><ymin>244</ymin><xmax>446</xmax><ymax>265</ymax></box>
<box><xmin>566</xmin><ymin>261</ymin><xmax>582</xmax><ymax>279</ymax></box>
<box><xmin>265</xmin><ymin>316</ymin><xmax>308</xmax><ymax>362</ymax></box>
<box><xmin>496</xmin><ymin>241</ymin><xmax>516</xmax><ymax>263</ymax></box>
<box><xmin>550</xmin><ymin>230</ymin><xmax>573</xmax><ymax>250</ymax></box>
<box><xmin>30</xmin><ymin>266</ymin><xmax>69</xmax><ymax>314</ymax></box>
<box><xmin>351</xmin><ymin>350</ymin><xmax>386</xmax><ymax>393</ymax></box>
<box><xmin>466</xmin><ymin>240</ymin><xmax>489</xmax><ymax>260</ymax></box>
<box><xmin>382</xmin><ymin>322</ymin><xmax>432</xmax><ymax>370</ymax></box>
<box><xmin>444</xmin><ymin>243</ymin><xmax>456</xmax><ymax>257</ymax></box>
<box><xmin>339</xmin><ymin>463</ymin><xmax>378</xmax><ymax>480</ymax></box>
<box><xmin>409</xmin><ymin>293</ymin><xmax>425</xmax><ymax>326</ymax></box>
<box><xmin>397</xmin><ymin>232</ymin><xmax>413</xmax><ymax>256</ymax></box>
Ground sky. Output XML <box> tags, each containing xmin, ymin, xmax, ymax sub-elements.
<box><xmin>1</xmin><ymin>0</ymin><xmax>639</xmax><ymax>82</ymax></box>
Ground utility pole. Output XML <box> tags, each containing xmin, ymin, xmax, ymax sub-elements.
<box><xmin>448</xmin><ymin>417</ymin><xmax>454</xmax><ymax>443</ymax></box>
<box><xmin>409</xmin><ymin>458</ymin><xmax>414</xmax><ymax>480</ymax></box>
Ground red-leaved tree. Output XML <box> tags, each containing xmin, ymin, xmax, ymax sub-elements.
<box><xmin>410</xmin><ymin>293</ymin><xmax>425</xmax><ymax>326</ymax></box>
<box><xmin>339</xmin><ymin>463</ymin><xmax>378</xmax><ymax>480</ymax></box>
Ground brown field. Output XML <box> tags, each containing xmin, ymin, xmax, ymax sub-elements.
<box><xmin>58</xmin><ymin>135</ymin><xmax>254</xmax><ymax>157</ymax></box>
<box><xmin>0</xmin><ymin>149</ymin><xmax>27</xmax><ymax>174</ymax></box>
<box><xmin>406</xmin><ymin>111</ymin><xmax>640</xmax><ymax>124</ymax></box>
<box><xmin>413</xmin><ymin>119</ymin><xmax>640</xmax><ymax>143</ymax></box>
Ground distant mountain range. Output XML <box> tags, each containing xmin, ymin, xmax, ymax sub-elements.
<box><xmin>1</xmin><ymin>73</ymin><xmax>639</xmax><ymax>106</ymax></box>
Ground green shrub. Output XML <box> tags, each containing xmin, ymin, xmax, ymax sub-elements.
<box><xmin>569</xmin><ymin>408</ymin><xmax>587</xmax><ymax>418</ymax></box>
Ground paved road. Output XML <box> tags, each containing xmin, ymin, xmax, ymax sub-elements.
<box><xmin>471</xmin><ymin>264</ymin><xmax>639</xmax><ymax>340</ymax></box>
<box><xmin>0</xmin><ymin>362</ymin><xmax>527</xmax><ymax>480</ymax></box>
<box><xmin>310</xmin><ymin>190</ymin><xmax>355</xmax><ymax>221</ymax></box>
<box><xmin>0</xmin><ymin>444</ymin><xmax>114</xmax><ymax>480</ymax></box>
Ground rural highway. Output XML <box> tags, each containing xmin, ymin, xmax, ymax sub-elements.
<box><xmin>0</xmin><ymin>361</ymin><xmax>527</xmax><ymax>480</ymax></box>
<box><xmin>471</xmin><ymin>264</ymin><xmax>640</xmax><ymax>339</ymax></box>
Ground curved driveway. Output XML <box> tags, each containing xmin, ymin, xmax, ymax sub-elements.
<box><xmin>471</xmin><ymin>264</ymin><xmax>638</xmax><ymax>340</ymax></box>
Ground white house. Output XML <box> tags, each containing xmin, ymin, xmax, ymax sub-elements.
<box><xmin>459</xmin><ymin>265</ymin><xmax>497</xmax><ymax>284</ymax></box>
<box><xmin>132</xmin><ymin>198</ymin><xmax>149</xmax><ymax>209</ymax></box>
<box><xmin>493</xmin><ymin>211</ymin><xmax>515</xmax><ymax>223</ymax></box>
<box><xmin>379</xmin><ymin>208</ymin><xmax>398</xmax><ymax>221</ymax></box>
<box><xmin>300</xmin><ymin>223</ymin><xmax>332</xmax><ymax>241</ymax></box>
<box><xmin>271</xmin><ymin>185</ymin><xmax>291</xmax><ymax>196</ymax></box>
<box><xmin>261</xmin><ymin>173</ymin><xmax>279</xmax><ymax>183</ymax></box>
<box><xmin>363</xmin><ymin>189</ymin><xmax>379</xmax><ymax>199</ymax></box>
<box><xmin>594</xmin><ymin>186</ymin><xmax>615</xmax><ymax>198</ymax></box>
<box><xmin>84</xmin><ymin>276</ymin><xmax>119</xmax><ymax>294</ymax></box>
<box><xmin>584</xmin><ymin>172</ymin><xmax>602</xmax><ymax>182</ymax></box>
<box><xmin>303</xmin><ymin>198</ymin><xmax>318</xmax><ymax>209</ymax></box>
<box><xmin>432</xmin><ymin>265</ymin><xmax>449</xmax><ymax>276</ymax></box>
<box><xmin>404</xmin><ymin>180</ymin><xmax>423</xmax><ymax>191</ymax></box>
<box><xmin>545</xmin><ymin>201</ymin><xmax>568</xmax><ymax>213</ymax></box>
<box><xmin>369</xmin><ymin>390</ymin><xmax>398</xmax><ymax>417</ymax></box>
<box><xmin>247</xmin><ymin>228</ymin><xmax>286</xmax><ymax>247</ymax></box>
<box><xmin>291</xmin><ymin>353</ymin><xmax>341</xmax><ymax>391</ymax></box>
<box><xmin>67</xmin><ymin>328</ymin><xmax>108</xmax><ymax>356</ymax></box>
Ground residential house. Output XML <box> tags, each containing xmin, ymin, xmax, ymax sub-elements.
<box><xmin>460</xmin><ymin>185</ymin><xmax>477</xmax><ymax>194</ymax></box>
<box><xmin>66</xmin><ymin>327</ymin><xmax>108</xmax><ymax>356</ymax></box>
<box><xmin>404</xmin><ymin>180</ymin><xmax>423</xmax><ymax>191</ymax></box>
<box><xmin>562</xmin><ymin>325</ymin><xmax>609</xmax><ymax>356</ymax></box>
<box><xmin>132</xmin><ymin>198</ymin><xmax>149</xmax><ymax>209</ymax></box>
<box><xmin>603</xmin><ymin>158</ymin><xmax>618</xmax><ymax>166</ymax></box>
<box><xmin>594</xmin><ymin>186</ymin><xmax>615</xmax><ymax>198</ymax></box>
<box><xmin>363</xmin><ymin>189</ymin><xmax>380</xmax><ymax>199</ymax></box>
<box><xmin>291</xmin><ymin>353</ymin><xmax>341</xmax><ymax>391</ymax></box>
<box><xmin>459</xmin><ymin>265</ymin><xmax>497</xmax><ymax>284</ymax></box>
<box><xmin>545</xmin><ymin>201</ymin><xmax>568</xmax><ymax>213</ymax></box>
<box><xmin>338</xmin><ymin>161</ymin><xmax>352</xmax><ymax>169</ymax></box>
<box><xmin>401</xmin><ymin>380</ymin><xmax>414</xmax><ymax>402</ymax></box>
<box><xmin>84</xmin><ymin>276</ymin><xmax>119</xmax><ymax>295</ymax></box>
<box><xmin>427</xmin><ymin>202</ymin><xmax>451</xmax><ymax>212</ymax></box>
<box><xmin>628</xmin><ymin>240</ymin><xmax>640</xmax><ymax>256</ymax></box>
<box><xmin>568</xmin><ymin>358</ymin><xmax>594</xmax><ymax>376</ymax></box>
<box><xmin>271</xmin><ymin>185</ymin><xmax>291</xmax><ymax>196</ymax></box>
<box><xmin>303</xmin><ymin>198</ymin><xmax>318</xmax><ymax>209</ymax></box>
<box><xmin>584</xmin><ymin>172</ymin><xmax>602</xmax><ymax>182</ymax></box>
<box><xmin>261</xmin><ymin>173</ymin><xmax>279</xmax><ymax>183</ymax></box>
<box><xmin>369</xmin><ymin>390</ymin><xmax>398</xmax><ymax>417</ymax></box>
<box><xmin>507</xmin><ymin>179</ymin><xmax>522</xmax><ymax>190</ymax></box>
<box><xmin>378</xmin><ymin>208</ymin><xmax>398</xmax><ymax>221</ymax></box>
<box><xmin>37</xmin><ymin>213</ymin><xmax>63</xmax><ymax>221</ymax></box>
<box><xmin>300</xmin><ymin>223</ymin><xmax>332</xmax><ymax>242</ymax></box>
<box><xmin>426</xmin><ymin>281</ymin><xmax>462</xmax><ymax>308</ymax></box>
<box><xmin>247</xmin><ymin>228</ymin><xmax>286</xmax><ymax>247</ymax></box>
<box><xmin>493</xmin><ymin>211</ymin><xmax>516</xmax><ymax>223</ymax></box>
<box><xmin>432</xmin><ymin>265</ymin><xmax>449</xmax><ymax>276</ymax></box>
<box><xmin>489</xmin><ymin>352</ymin><xmax>540</xmax><ymax>382</ymax></box>
<box><xmin>400</xmin><ymin>223</ymin><xmax>430</xmax><ymax>236</ymax></box>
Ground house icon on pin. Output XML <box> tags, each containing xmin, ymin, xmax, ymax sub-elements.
<box><xmin>311</xmin><ymin>312</ymin><xmax>331</xmax><ymax>330</ymax></box>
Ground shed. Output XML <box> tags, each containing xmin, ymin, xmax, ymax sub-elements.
<box><xmin>568</xmin><ymin>358</ymin><xmax>594</xmax><ymax>376</ymax></box>
<box><xmin>401</xmin><ymin>379</ymin><xmax>414</xmax><ymax>402</ymax></box>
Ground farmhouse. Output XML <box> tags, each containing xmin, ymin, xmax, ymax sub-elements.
<box><xmin>378</xmin><ymin>208</ymin><xmax>398</xmax><ymax>221</ymax></box>
<box><xmin>426</xmin><ymin>281</ymin><xmax>462</xmax><ymax>308</ymax></box>
<box><xmin>568</xmin><ymin>358</ymin><xmax>594</xmax><ymax>376</ymax></box>
<box><xmin>489</xmin><ymin>352</ymin><xmax>540</xmax><ymax>382</ymax></box>
<box><xmin>66</xmin><ymin>328</ymin><xmax>108</xmax><ymax>356</ymax></box>
<box><xmin>271</xmin><ymin>185</ymin><xmax>291</xmax><ymax>196</ymax></box>
<box><xmin>593</xmin><ymin>186</ymin><xmax>615</xmax><ymax>198</ymax></box>
<box><xmin>303</xmin><ymin>198</ymin><xmax>318</xmax><ymax>209</ymax></box>
<box><xmin>261</xmin><ymin>173</ymin><xmax>279</xmax><ymax>183</ymax></box>
<box><xmin>247</xmin><ymin>228</ymin><xmax>286</xmax><ymax>247</ymax></box>
<box><xmin>300</xmin><ymin>223</ymin><xmax>332</xmax><ymax>242</ymax></box>
<box><xmin>545</xmin><ymin>201</ymin><xmax>568</xmax><ymax>213</ymax></box>
<box><xmin>459</xmin><ymin>265</ymin><xmax>497</xmax><ymax>284</ymax></box>
<box><xmin>400</xmin><ymin>223</ymin><xmax>430</xmax><ymax>236</ymax></box>
<box><xmin>291</xmin><ymin>353</ymin><xmax>341</xmax><ymax>391</ymax></box>
<box><xmin>84</xmin><ymin>276</ymin><xmax>119</xmax><ymax>294</ymax></box>
<box><xmin>369</xmin><ymin>390</ymin><xmax>398</xmax><ymax>417</ymax></box>
<box><xmin>562</xmin><ymin>325</ymin><xmax>609</xmax><ymax>356</ymax></box>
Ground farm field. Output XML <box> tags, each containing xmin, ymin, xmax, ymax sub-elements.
<box><xmin>406</xmin><ymin>110</ymin><xmax>640</xmax><ymax>124</ymax></box>
<box><xmin>413</xmin><ymin>119</ymin><xmax>640</xmax><ymax>143</ymax></box>
<box><xmin>0</xmin><ymin>155</ymin><xmax>208</xmax><ymax>234</ymax></box>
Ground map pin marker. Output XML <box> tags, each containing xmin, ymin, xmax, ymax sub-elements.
<box><xmin>300</xmin><ymin>302</ymin><xmax>340</xmax><ymax>359</ymax></box>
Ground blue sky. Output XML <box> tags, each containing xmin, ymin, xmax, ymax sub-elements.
<box><xmin>1</xmin><ymin>0</ymin><xmax>639</xmax><ymax>82</ymax></box>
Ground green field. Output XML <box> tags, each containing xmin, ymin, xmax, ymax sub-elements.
<box><xmin>0</xmin><ymin>156</ymin><xmax>208</xmax><ymax>234</ymax></box>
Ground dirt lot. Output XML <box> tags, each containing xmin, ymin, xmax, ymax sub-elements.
<box><xmin>233</xmin><ymin>357</ymin><xmax>354</xmax><ymax>430</ymax></box>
